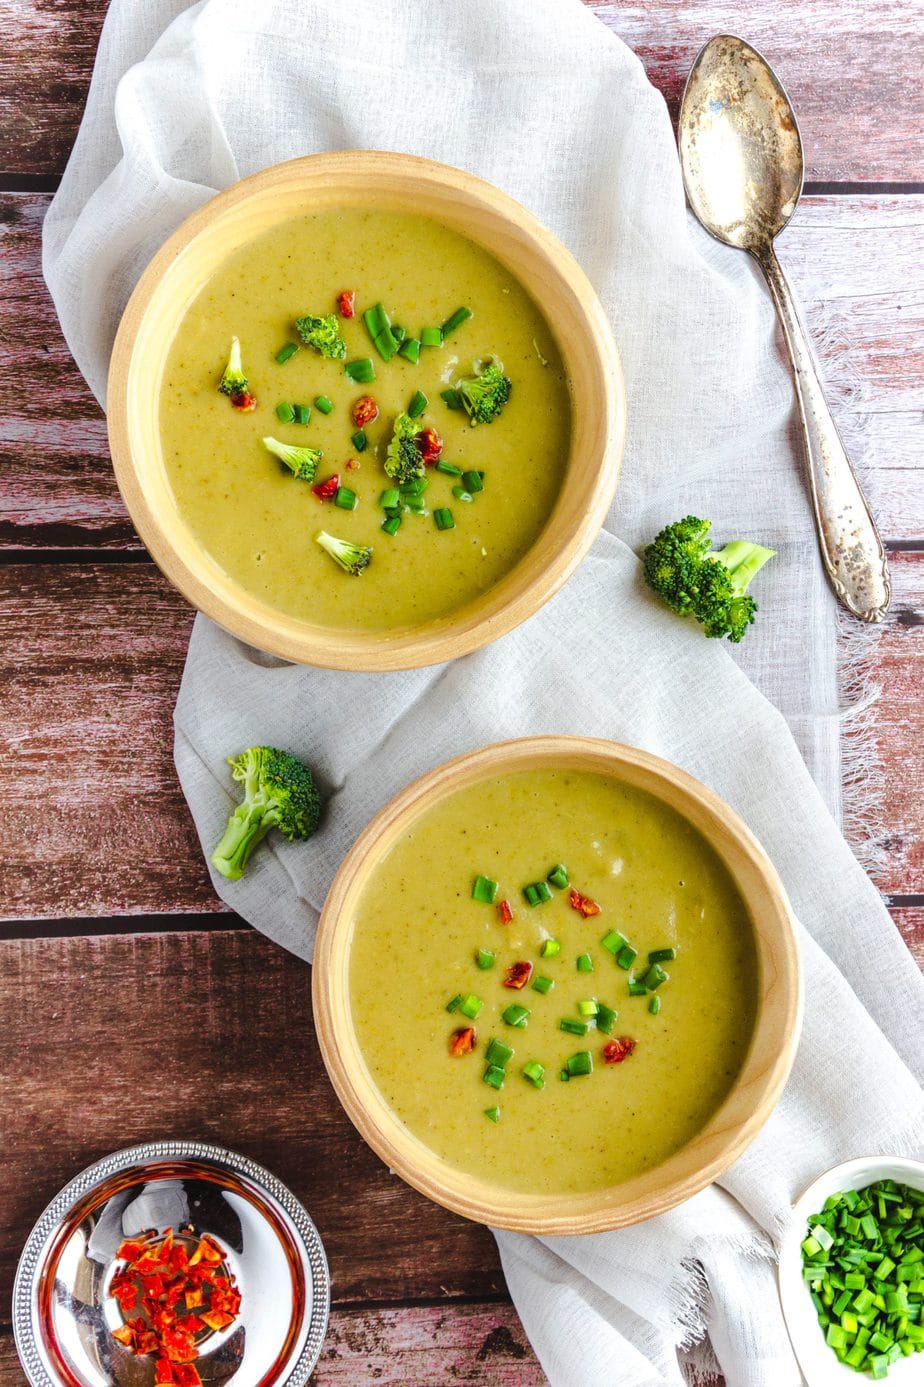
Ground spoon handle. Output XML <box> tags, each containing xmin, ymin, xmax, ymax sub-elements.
<box><xmin>754</xmin><ymin>244</ymin><xmax>890</xmax><ymax>622</ymax></box>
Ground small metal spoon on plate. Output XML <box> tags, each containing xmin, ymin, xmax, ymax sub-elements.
<box><xmin>678</xmin><ymin>35</ymin><xmax>890</xmax><ymax>622</ymax></box>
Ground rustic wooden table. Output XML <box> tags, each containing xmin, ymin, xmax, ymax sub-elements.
<box><xmin>1</xmin><ymin>2</ymin><xmax>921</xmax><ymax>1382</ymax></box>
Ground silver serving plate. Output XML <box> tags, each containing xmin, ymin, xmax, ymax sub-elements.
<box><xmin>13</xmin><ymin>1141</ymin><xmax>330</xmax><ymax>1387</ymax></box>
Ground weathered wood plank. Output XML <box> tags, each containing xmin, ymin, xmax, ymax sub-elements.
<box><xmin>1</xmin><ymin>555</ymin><xmax>920</xmax><ymax>922</ymax></box>
<box><xmin>0</xmin><ymin>929</ymin><xmax>505</xmax><ymax>1316</ymax></box>
<box><xmin>2</xmin><ymin>1</ymin><xmax>922</xmax><ymax>182</ymax></box>
<box><xmin>2</xmin><ymin>192</ymin><xmax>922</xmax><ymax>549</ymax></box>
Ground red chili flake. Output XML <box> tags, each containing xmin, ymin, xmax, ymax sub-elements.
<box><xmin>173</xmin><ymin>1367</ymin><xmax>203</xmax><ymax>1387</ymax></box>
<box><xmin>569</xmin><ymin>887</ymin><xmax>601</xmax><ymax>918</ymax></box>
<box><xmin>449</xmin><ymin>1026</ymin><xmax>476</xmax><ymax>1056</ymax></box>
<box><xmin>351</xmin><ymin>395</ymin><xmax>379</xmax><ymax>427</ymax></box>
<box><xmin>345</xmin><ymin>457</ymin><xmax>360</xmax><ymax>471</ymax></box>
<box><xmin>201</xmin><ymin>1309</ymin><xmax>235</xmax><ymax>1331</ymax></box>
<box><xmin>116</xmin><ymin>1239</ymin><xmax>144</xmax><ymax>1262</ymax></box>
<box><xmin>112</xmin><ymin>1324</ymin><xmax>137</xmax><ymax>1348</ymax></box>
<box><xmin>503</xmin><ymin>961</ymin><xmax>533</xmax><ymax>990</ymax></box>
<box><xmin>497</xmin><ymin>898</ymin><xmax>513</xmax><ymax>924</ymax></box>
<box><xmin>416</xmin><ymin>427</ymin><xmax>443</xmax><ymax>464</ymax></box>
<box><xmin>154</xmin><ymin>1358</ymin><xmax>177</xmax><ymax>1387</ymax></box>
<box><xmin>337</xmin><ymin>289</ymin><xmax>355</xmax><ymax>318</ymax></box>
<box><xmin>229</xmin><ymin>391</ymin><xmax>257</xmax><ymax>412</ymax></box>
<box><xmin>311</xmin><ymin>473</ymin><xmax>340</xmax><ymax>501</ymax></box>
<box><xmin>602</xmin><ymin>1036</ymin><xmax>637</xmax><ymax>1064</ymax></box>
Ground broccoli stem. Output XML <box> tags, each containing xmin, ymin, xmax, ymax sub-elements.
<box><xmin>710</xmin><ymin>541</ymin><xmax>776</xmax><ymax>593</ymax></box>
<box><xmin>211</xmin><ymin>802</ymin><xmax>276</xmax><ymax>880</ymax></box>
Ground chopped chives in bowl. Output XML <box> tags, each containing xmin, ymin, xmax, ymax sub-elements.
<box><xmin>441</xmin><ymin>306</ymin><xmax>473</xmax><ymax>337</ymax></box>
<box><xmin>408</xmin><ymin>390</ymin><xmax>428</xmax><ymax>418</ymax></box>
<box><xmin>530</xmin><ymin>974</ymin><xmax>554</xmax><ymax>995</ymax></box>
<box><xmin>540</xmin><ymin>939</ymin><xmax>561</xmax><ymax>958</ymax></box>
<box><xmin>502</xmin><ymin>1004</ymin><xmax>530</xmax><ymax>1028</ymax></box>
<box><xmin>576</xmin><ymin>953</ymin><xmax>593</xmax><ymax>973</ymax></box>
<box><xmin>559</xmin><ymin>1017</ymin><xmax>587</xmax><ymax>1036</ymax></box>
<box><xmin>547</xmin><ymin>864</ymin><xmax>569</xmax><ymax>889</ymax></box>
<box><xmin>459</xmin><ymin>994</ymin><xmax>483</xmax><ymax>1019</ymax></box>
<box><xmin>351</xmin><ymin>428</ymin><xmax>368</xmax><ymax>452</ymax></box>
<box><xmin>275</xmin><ymin>401</ymin><xmax>295</xmax><ymax>423</ymax></box>
<box><xmin>472</xmin><ymin>874</ymin><xmax>498</xmax><ymax>904</ymax></box>
<box><xmin>420</xmin><ymin>326</ymin><xmax>443</xmax><ymax>348</ymax></box>
<box><xmin>522</xmin><ymin>1060</ymin><xmax>545</xmax><ymax>1089</ymax></box>
<box><xmin>345</xmin><ymin>357</ymin><xmax>375</xmax><ymax>384</ymax></box>
<box><xmin>314</xmin><ymin>394</ymin><xmax>334</xmax><ymax>414</ymax></box>
<box><xmin>616</xmin><ymin>944</ymin><xmax>638</xmax><ymax>970</ymax></box>
<box><xmin>275</xmin><ymin>341</ymin><xmax>299</xmax><ymax>364</ymax></box>
<box><xmin>476</xmin><ymin>948</ymin><xmax>495</xmax><ymax>970</ymax></box>
<box><xmin>523</xmin><ymin>881</ymin><xmax>553</xmax><ymax>907</ymax></box>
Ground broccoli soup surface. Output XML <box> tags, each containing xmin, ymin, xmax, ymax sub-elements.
<box><xmin>159</xmin><ymin>208</ymin><xmax>570</xmax><ymax>630</ymax></box>
<box><xmin>349</xmin><ymin>768</ymin><xmax>760</xmax><ymax>1196</ymax></box>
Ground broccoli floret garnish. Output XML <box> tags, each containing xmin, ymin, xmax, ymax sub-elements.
<box><xmin>262</xmin><ymin>435</ymin><xmax>322</xmax><ymax>482</ymax></box>
<box><xmin>211</xmin><ymin>746</ymin><xmax>321</xmax><ymax>880</ymax></box>
<box><xmin>643</xmin><ymin>516</ymin><xmax>775</xmax><ymax>643</ymax></box>
<box><xmin>316</xmin><ymin>530</ymin><xmax>372</xmax><ymax>576</ymax></box>
<box><xmin>295</xmin><ymin>312</ymin><xmax>347</xmax><ymax>360</ymax></box>
<box><xmin>456</xmin><ymin>356</ymin><xmax>511</xmax><ymax>425</ymax></box>
<box><xmin>384</xmin><ymin>411</ymin><xmax>425</xmax><ymax>485</ymax></box>
<box><xmin>218</xmin><ymin>336</ymin><xmax>249</xmax><ymax>396</ymax></box>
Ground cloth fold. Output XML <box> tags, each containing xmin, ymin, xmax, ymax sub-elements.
<box><xmin>43</xmin><ymin>1</ymin><xmax>923</xmax><ymax>1383</ymax></box>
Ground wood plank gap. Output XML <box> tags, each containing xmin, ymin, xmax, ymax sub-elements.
<box><xmin>0</xmin><ymin>911</ymin><xmax>237</xmax><ymax>942</ymax></box>
<box><xmin>0</xmin><ymin>549</ymin><xmax>149</xmax><ymax>566</ymax></box>
<box><xmin>0</xmin><ymin>174</ymin><xmax>60</xmax><ymax>193</ymax></box>
<box><xmin>885</xmin><ymin>540</ymin><xmax>924</xmax><ymax>555</ymax></box>
<box><xmin>803</xmin><ymin>181</ymin><xmax>924</xmax><ymax>196</ymax></box>
<box><xmin>886</xmin><ymin>894</ymin><xmax>924</xmax><ymax>910</ymax></box>
<box><xmin>330</xmin><ymin>1293</ymin><xmax>513</xmax><ymax>1314</ymax></box>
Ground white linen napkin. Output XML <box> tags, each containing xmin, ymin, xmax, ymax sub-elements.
<box><xmin>43</xmin><ymin>2</ymin><xmax>924</xmax><ymax>1383</ymax></box>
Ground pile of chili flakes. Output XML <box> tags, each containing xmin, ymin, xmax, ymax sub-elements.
<box><xmin>108</xmin><ymin>1226</ymin><xmax>241</xmax><ymax>1387</ymax></box>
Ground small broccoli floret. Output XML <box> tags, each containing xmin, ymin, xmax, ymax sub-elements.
<box><xmin>456</xmin><ymin>356</ymin><xmax>512</xmax><ymax>425</ymax></box>
<box><xmin>316</xmin><ymin>530</ymin><xmax>372</xmax><ymax>576</ymax></box>
<box><xmin>263</xmin><ymin>435</ymin><xmax>322</xmax><ymax>482</ymax></box>
<box><xmin>218</xmin><ymin>336</ymin><xmax>249</xmax><ymax>396</ymax></box>
<box><xmin>295</xmin><ymin>312</ymin><xmax>347</xmax><ymax>360</ymax></box>
<box><xmin>643</xmin><ymin>516</ymin><xmax>775</xmax><ymax>643</ymax></box>
<box><xmin>211</xmin><ymin>746</ymin><xmax>321</xmax><ymax>880</ymax></box>
<box><xmin>384</xmin><ymin>411</ymin><xmax>425</xmax><ymax>485</ymax></box>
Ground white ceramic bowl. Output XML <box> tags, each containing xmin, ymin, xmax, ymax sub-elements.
<box><xmin>778</xmin><ymin>1154</ymin><xmax>924</xmax><ymax>1387</ymax></box>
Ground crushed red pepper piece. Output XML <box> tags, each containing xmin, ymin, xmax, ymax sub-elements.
<box><xmin>345</xmin><ymin>456</ymin><xmax>360</xmax><ymax>471</ymax></box>
<box><xmin>602</xmin><ymin>1035</ymin><xmax>637</xmax><ymax>1064</ymax></box>
<box><xmin>337</xmin><ymin>289</ymin><xmax>355</xmax><ymax>318</ymax></box>
<box><xmin>497</xmin><ymin>898</ymin><xmax>513</xmax><ymax>924</ymax></box>
<box><xmin>503</xmin><ymin>961</ymin><xmax>533</xmax><ymax>990</ymax></box>
<box><xmin>416</xmin><ymin>427</ymin><xmax>443</xmax><ymax>464</ymax></box>
<box><xmin>569</xmin><ymin>887</ymin><xmax>601</xmax><ymax>918</ymax></box>
<box><xmin>311</xmin><ymin>473</ymin><xmax>340</xmax><ymax>501</ymax></box>
<box><xmin>230</xmin><ymin>391</ymin><xmax>257</xmax><ymax>412</ymax></box>
<box><xmin>449</xmin><ymin>1026</ymin><xmax>477</xmax><ymax>1056</ymax></box>
<box><xmin>351</xmin><ymin>395</ymin><xmax>379</xmax><ymax>427</ymax></box>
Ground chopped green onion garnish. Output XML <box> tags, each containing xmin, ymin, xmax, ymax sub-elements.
<box><xmin>472</xmin><ymin>874</ymin><xmax>498</xmax><ymax>903</ymax></box>
<box><xmin>559</xmin><ymin>1068</ymin><xmax>570</xmax><ymax>1082</ymax></box>
<box><xmin>381</xmin><ymin>514</ymin><xmax>401</xmax><ymax>536</ymax></box>
<box><xmin>566</xmin><ymin>1051</ymin><xmax>593</xmax><ymax>1077</ymax></box>
<box><xmin>547</xmin><ymin>864</ymin><xmax>569</xmax><ymax>889</ymax></box>
<box><xmin>344</xmin><ymin>357</ymin><xmax>376</xmax><ymax>384</ymax></box>
<box><xmin>576</xmin><ymin>953</ymin><xmax>593</xmax><ymax>973</ymax></box>
<box><xmin>452</xmin><ymin>487</ymin><xmax>473</xmax><ymax>503</ymax></box>
<box><xmin>314</xmin><ymin>394</ymin><xmax>334</xmax><ymax>414</ymax></box>
<box><xmin>445</xmin><ymin>994</ymin><xmax>463</xmax><ymax>1013</ymax></box>
<box><xmin>486</xmin><ymin>1038</ymin><xmax>514</xmax><ymax>1068</ymax></box>
<box><xmin>461</xmin><ymin>469</ymin><xmax>484</xmax><ymax>493</ymax></box>
<box><xmin>434</xmin><ymin>507</ymin><xmax>455</xmax><ymax>531</ymax></box>
<box><xmin>421</xmin><ymin>326</ymin><xmax>443</xmax><ymax>347</ymax></box>
<box><xmin>275</xmin><ymin>342</ymin><xmax>299</xmax><ymax>364</ymax></box>
<box><xmin>530</xmin><ymin>974</ymin><xmax>554</xmax><ymax>995</ymax></box>
<box><xmin>441</xmin><ymin>306</ymin><xmax>473</xmax><ymax>337</ymax></box>
<box><xmin>275</xmin><ymin>401</ymin><xmax>295</xmax><ymax>423</ymax></box>
<box><xmin>459</xmin><ymin>994</ymin><xmax>483</xmax><ymax>1020</ymax></box>
<box><xmin>441</xmin><ymin>388</ymin><xmax>462</xmax><ymax>410</ymax></box>
<box><xmin>484</xmin><ymin>1105</ymin><xmax>501</xmax><ymax>1123</ymax></box>
<box><xmin>391</xmin><ymin>324</ymin><xmax>407</xmax><ymax>345</ymax></box>
<box><xmin>400</xmin><ymin>476</ymin><xmax>427</xmax><ymax>496</ymax></box>
<box><xmin>334</xmin><ymin>487</ymin><xmax>358</xmax><ymax>511</ymax></box>
<box><xmin>627</xmin><ymin>980</ymin><xmax>648</xmax><ymax>996</ymax></box>
<box><xmin>559</xmin><ymin>1018</ymin><xmax>588</xmax><ymax>1036</ymax></box>
<box><xmin>540</xmin><ymin>939</ymin><xmax>561</xmax><ymax>958</ymax></box>
<box><xmin>596</xmin><ymin>1003</ymin><xmax>617</xmax><ymax>1034</ymax></box>
<box><xmin>476</xmin><ymin>947</ymin><xmax>495</xmax><ymax>970</ymax></box>
<box><xmin>380</xmin><ymin>488</ymin><xmax>400</xmax><ymax>510</ymax></box>
<box><xmin>351</xmin><ymin>429</ymin><xmax>367</xmax><ymax>452</ymax></box>
<box><xmin>399</xmin><ymin>337</ymin><xmax>421</xmax><ymax>363</ymax></box>
<box><xmin>616</xmin><ymin>944</ymin><xmax>638</xmax><ymax>970</ymax></box>
<box><xmin>649</xmin><ymin>995</ymin><xmax>661</xmax><ymax>1015</ymax></box>
<box><xmin>522</xmin><ymin>1060</ymin><xmax>545</xmax><ymax>1089</ymax></box>
<box><xmin>483</xmin><ymin>1065</ymin><xmax>505</xmax><ymax>1090</ymax></box>
<box><xmin>601</xmin><ymin>930</ymin><xmax>628</xmax><ymax>956</ymax></box>
<box><xmin>642</xmin><ymin>962</ymin><xmax>669</xmax><ymax>990</ymax></box>
<box><xmin>405</xmin><ymin>496</ymin><xmax>427</xmax><ymax>514</ymax></box>
<box><xmin>523</xmin><ymin>881</ymin><xmax>553</xmax><ymax>907</ymax></box>
<box><xmin>648</xmin><ymin>947</ymin><xmax>676</xmax><ymax>963</ymax></box>
<box><xmin>502</xmin><ymin>1004</ymin><xmax>530</xmax><ymax>1028</ymax></box>
<box><xmin>293</xmin><ymin>403</ymin><xmax>311</xmax><ymax>425</ymax></box>
<box><xmin>436</xmin><ymin>459</ymin><xmax>462</xmax><ymax>477</ymax></box>
<box><xmin>577</xmin><ymin>998</ymin><xmax>599</xmax><ymax>1017</ymax></box>
<box><xmin>408</xmin><ymin>390</ymin><xmax>428</xmax><ymax>418</ymax></box>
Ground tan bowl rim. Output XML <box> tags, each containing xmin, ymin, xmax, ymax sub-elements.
<box><xmin>312</xmin><ymin>735</ymin><xmax>803</xmax><ymax>1234</ymax></box>
<box><xmin>106</xmin><ymin>150</ymin><xmax>626</xmax><ymax>671</ymax></box>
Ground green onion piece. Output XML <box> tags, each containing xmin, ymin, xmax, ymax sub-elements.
<box><xmin>399</xmin><ymin>476</ymin><xmax>427</xmax><ymax>496</ymax></box>
<box><xmin>334</xmin><ymin>487</ymin><xmax>358</xmax><ymax>511</ymax></box>
<box><xmin>522</xmin><ymin>1060</ymin><xmax>545</xmax><ymax>1089</ymax></box>
<box><xmin>345</xmin><ymin>357</ymin><xmax>376</xmax><ymax>384</ymax></box>
<box><xmin>408</xmin><ymin>389</ymin><xmax>428</xmax><ymax>419</ymax></box>
<box><xmin>405</xmin><ymin>496</ymin><xmax>427</xmax><ymax>514</ymax></box>
<box><xmin>547</xmin><ymin>864</ymin><xmax>569</xmax><ymax>889</ymax></box>
<box><xmin>649</xmin><ymin>995</ymin><xmax>661</xmax><ymax>1015</ymax></box>
<box><xmin>436</xmin><ymin>459</ymin><xmax>462</xmax><ymax>477</ymax></box>
<box><xmin>483</xmin><ymin>1065</ymin><xmax>505</xmax><ymax>1090</ymax></box>
<box><xmin>293</xmin><ymin>403</ymin><xmax>311</xmax><ymax>425</ymax></box>
<box><xmin>616</xmin><ymin>944</ymin><xmax>638</xmax><ymax>970</ymax></box>
<box><xmin>541</xmin><ymin>939</ymin><xmax>561</xmax><ymax>958</ymax></box>
<box><xmin>642</xmin><ymin>962</ymin><xmax>669</xmax><ymax>990</ymax></box>
<box><xmin>364</xmin><ymin>303</ymin><xmax>390</xmax><ymax>337</ymax></box>
<box><xmin>559</xmin><ymin>1017</ymin><xmax>588</xmax><ymax>1036</ymax></box>
<box><xmin>399</xmin><ymin>337</ymin><xmax>421</xmax><ymax>363</ymax></box>
<box><xmin>275</xmin><ymin>342</ymin><xmax>299</xmax><ymax>364</ymax></box>
<box><xmin>351</xmin><ymin>429</ymin><xmax>368</xmax><ymax>452</ymax></box>
<box><xmin>559</xmin><ymin>1068</ymin><xmax>570</xmax><ymax>1082</ymax></box>
<box><xmin>434</xmin><ymin>507</ymin><xmax>455</xmax><ymax>531</ymax></box>
<box><xmin>530</xmin><ymin>974</ymin><xmax>554</xmax><ymax>995</ymax></box>
<box><xmin>596</xmin><ymin>1003</ymin><xmax>617</xmax><ymax>1034</ymax></box>
<box><xmin>381</xmin><ymin>515</ymin><xmax>401</xmax><ymax>536</ymax></box>
<box><xmin>576</xmin><ymin>953</ymin><xmax>593</xmax><ymax>973</ymax></box>
<box><xmin>476</xmin><ymin>947</ymin><xmax>495</xmax><ymax>970</ymax></box>
<box><xmin>445</xmin><ymin>994</ymin><xmax>463</xmax><ymax>1013</ymax></box>
<box><xmin>391</xmin><ymin>324</ymin><xmax>407</xmax><ymax>345</ymax></box>
<box><xmin>314</xmin><ymin>394</ymin><xmax>334</xmax><ymax>414</ymax></box>
<box><xmin>420</xmin><ymin>326</ymin><xmax>443</xmax><ymax>347</ymax></box>
<box><xmin>275</xmin><ymin>401</ymin><xmax>295</xmax><ymax>423</ymax></box>
<box><xmin>380</xmin><ymin>488</ymin><xmax>401</xmax><ymax>510</ymax></box>
<box><xmin>373</xmin><ymin>327</ymin><xmax>399</xmax><ymax>361</ymax></box>
<box><xmin>472</xmin><ymin>874</ymin><xmax>498</xmax><ymax>903</ymax></box>
<box><xmin>601</xmin><ymin>929</ymin><xmax>628</xmax><ymax>956</ymax></box>
<box><xmin>441</xmin><ymin>306</ymin><xmax>473</xmax><ymax>337</ymax></box>
<box><xmin>441</xmin><ymin>388</ymin><xmax>462</xmax><ymax>410</ymax></box>
<box><xmin>502</xmin><ymin>1004</ymin><xmax>530</xmax><ymax>1028</ymax></box>
<box><xmin>648</xmin><ymin>947</ymin><xmax>677</xmax><ymax>963</ymax></box>
<box><xmin>459</xmin><ymin>994</ymin><xmax>483</xmax><ymax>1020</ymax></box>
<box><xmin>486</xmin><ymin>1038</ymin><xmax>514</xmax><ymax>1068</ymax></box>
<box><xmin>461</xmin><ymin>469</ymin><xmax>484</xmax><ymax>493</ymax></box>
<box><xmin>452</xmin><ymin>487</ymin><xmax>473</xmax><ymax>503</ymax></box>
<box><xmin>523</xmin><ymin>881</ymin><xmax>553</xmax><ymax>907</ymax></box>
<box><xmin>577</xmin><ymin>998</ymin><xmax>599</xmax><ymax>1017</ymax></box>
<box><xmin>484</xmin><ymin>1105</ymin><xmax>501</xmax><ymax>1123</ymax></box>
<box><xmin>566</xmin><ymin>1050</ymin><xmax>593</xmax><ymax>1077</ymax></box>
<box><xmin>628</xmin><ymin>981</ymin><xmax>648</xmax><ymax>996</ymax></box>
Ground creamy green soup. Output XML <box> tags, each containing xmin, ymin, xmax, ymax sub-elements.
<box><xmin>158</xmin><ymin>209</ymin><xmax>570</xmax><ymax>631</ymax></box>
<box><xmin>349</xmin><ymin>768</ymin><xmax>759</xmax><ymax>1196</ymax></box>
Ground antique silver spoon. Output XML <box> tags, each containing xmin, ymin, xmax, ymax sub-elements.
<box><xmin>679</xmin><ymin>34</ymin><xmax>890</xmax><ymax>622</ymax></box>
